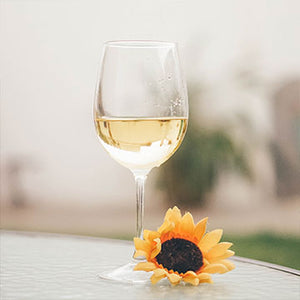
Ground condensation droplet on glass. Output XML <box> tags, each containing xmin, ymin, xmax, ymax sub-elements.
<box><xmin>167</xmin><ymin>73</ymin><xmax>173</xmax><ymax>80</ymax></box>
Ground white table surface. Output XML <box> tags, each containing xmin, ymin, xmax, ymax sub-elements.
<box><xmin>1</xmin><ymin>231</ymin><xmax>299</xmax><ymax>300</ymax></box>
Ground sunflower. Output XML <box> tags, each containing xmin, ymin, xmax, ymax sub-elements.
<box><xmin>133</xmin><ymin>206</ymin><xmax>235</xmax><ymax>285</ymax></box>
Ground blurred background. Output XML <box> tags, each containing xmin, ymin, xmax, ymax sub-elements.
<box><xmin>1</xmin><ymin>0</ymin><xmax>299</xmax><ymax>269</ymax></box>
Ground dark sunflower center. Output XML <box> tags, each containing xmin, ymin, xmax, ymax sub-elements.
<box><xmin>155</xmin><ymin>238</ymin><xmax>203</xmax><ymax>274</ymax></box>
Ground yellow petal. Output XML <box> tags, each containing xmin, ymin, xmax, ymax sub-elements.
<box><xmin>153</xmin><ymin>268</ymin><xmax>167</xmax><ymax>277</ymax></box>
<box><xmin>134</xmin><ymin>237</ymin><xmax>151</xmax><ymax>252</ymax></box>
<box><xmin>197</xmin><ymin>273</ymin><xmax>212</xmax><ymax>281</ymax></box>
<box><xmin>143</xmin><ymin>229</ymin><xmax>151</xmax><ymax>240</ymax></box>
<box><xmin>208</xmin><ymin>250</ymin><xmax>235</xmax><ymax>263</ymax></box>
<box><xmin>183</xmin><ymin>276</ymin><xmax>199</xmax><ymax>285</ymax></box>
<box><xmin>203</xmin><ymin>258</ymin><xmax>210</xmax><ymax>267</ymax></box>
<box><xmin>143</xmin><ymin>230</ymin><xmax>160</xmax><ymax>242</ymax></box>
<box><xmin>167</xmin><ymin>273</ymin><xmax>182</xmax><ymax>285</ymax></box>
<box><xmin>158</xmin><ymin>220</ymin><xmax>174</xmax><ymax>235</ymax></box>
<box><xmin>198</xmin><ymin>229</ymin><xmax>223</xmax><ymax>252</ymax></box>
<box><xmin>194</xmin><ymin>217</ymin><xmax>208</xmax><ymax>241</ymax></box>
<box><xmin>184</xmin><ymin>271</ymin><xmax>197</xmax><ymax>278</ymax></box>
<box><xmin>219</xmin><ymin>259</ymin><xmax>235</xmax><ymax>271</ymax></box>
<box><xmin>165</xmin><ymin>206</ymin><xmax>182</xmax><ymax>224</ymax></box>
<box><xmin>178</xmin><ymin>212</ymin><xmax>195</xmax><ymax>235</ymax></box>
<box><xmin>164</xmin><ymin>208</ymin><xmax>173</xmax><ymax>220</ymax></box>
<box><xmin>196</xmin><ymin>273</ymin><xmax>213</xmax><ymax>283</ymax></box>
<box><xmin>134</xmin><ymin>262</ymin><xmax>157</xmax><ymax>272</ymax></box>
<box><xmin>183</xmin><ymin>271</ymin><xmax>199</xmax><ymax>285</ymax></box>
<box><xmin>151</xmin><ymin>273</ymin><xmax>166</xmax><ymax>284</ymax></box>
<box><xmin>202</xmin><ymin>263</ymin><xmax>228</xmax><ymax>274</ymax></box>
<box><xmin>151</xmin><ymin>268</ymin><xmax>168</xmax><ymax>284</ymax></box>
<box><xmin>150</xmin><ymin>238</ymin><xmax>161</xmax><ymax>259</ymax></box>
<box><xmin>206</xmin><ymin>242</ymin><xmax>233</xmax><ymax>259</ymax></box>
<box><xmin>199</xmin><ymin>278</ymin><xmax>213</xmax><ymax>284</ymax></box>
<box><xmin>133</xmin><ymin>250</ymin><xmax>147</xmax><ymax>258</ymax></box>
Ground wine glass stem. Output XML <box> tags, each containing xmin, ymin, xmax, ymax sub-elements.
<box><xmin>134</xmin><ymin>174</ymin><xmax>147</xmax><ymax>239</ymax></box>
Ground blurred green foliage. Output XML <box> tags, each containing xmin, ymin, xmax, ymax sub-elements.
<box><xmin>158</xmin><ymin>86</ymin><xmax>251</xmax><ymax>207</ymax></box>
<box><xmin>224</xmin><ymin>233</ymin><xmax>300</xmax><ymax>270</ymax></box>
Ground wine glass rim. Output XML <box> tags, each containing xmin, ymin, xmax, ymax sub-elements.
<box><xmin>104</xmin><ymin>40</ymin><xmax>177</xmax><ymax>48</ymax></box>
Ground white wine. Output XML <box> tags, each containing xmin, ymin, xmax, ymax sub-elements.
<box><xmin>95</xmin><ymin>117</ymin><xmax>187</xmax><ymax>170</ymax></box>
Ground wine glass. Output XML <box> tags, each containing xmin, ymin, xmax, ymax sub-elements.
<box><xmin>94</xmin><ymin>40</ymin><xmax>188</xmax><ymax>283</ymax></box>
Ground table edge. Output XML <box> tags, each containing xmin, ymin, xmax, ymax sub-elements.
<box><xmin>1</xmin><ymin>229</ymin><xmax>299</xmax><ymax>276</ymax></box>
<box><xmin>231</xmin><ymin>256</ymin><xmax>300</xmax><ymax>276</ymax></box>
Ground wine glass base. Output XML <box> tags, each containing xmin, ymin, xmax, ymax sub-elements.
<box><xmin>98</xmin><ymin>262</ymin><xmax>151</xmax><ymax>284</ymax></box>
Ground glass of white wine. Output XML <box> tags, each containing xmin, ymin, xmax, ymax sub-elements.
<box><xmin>94</xmin><ymin>40</ymin><xmax>188</xmax><ymax>283</ymax></box>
